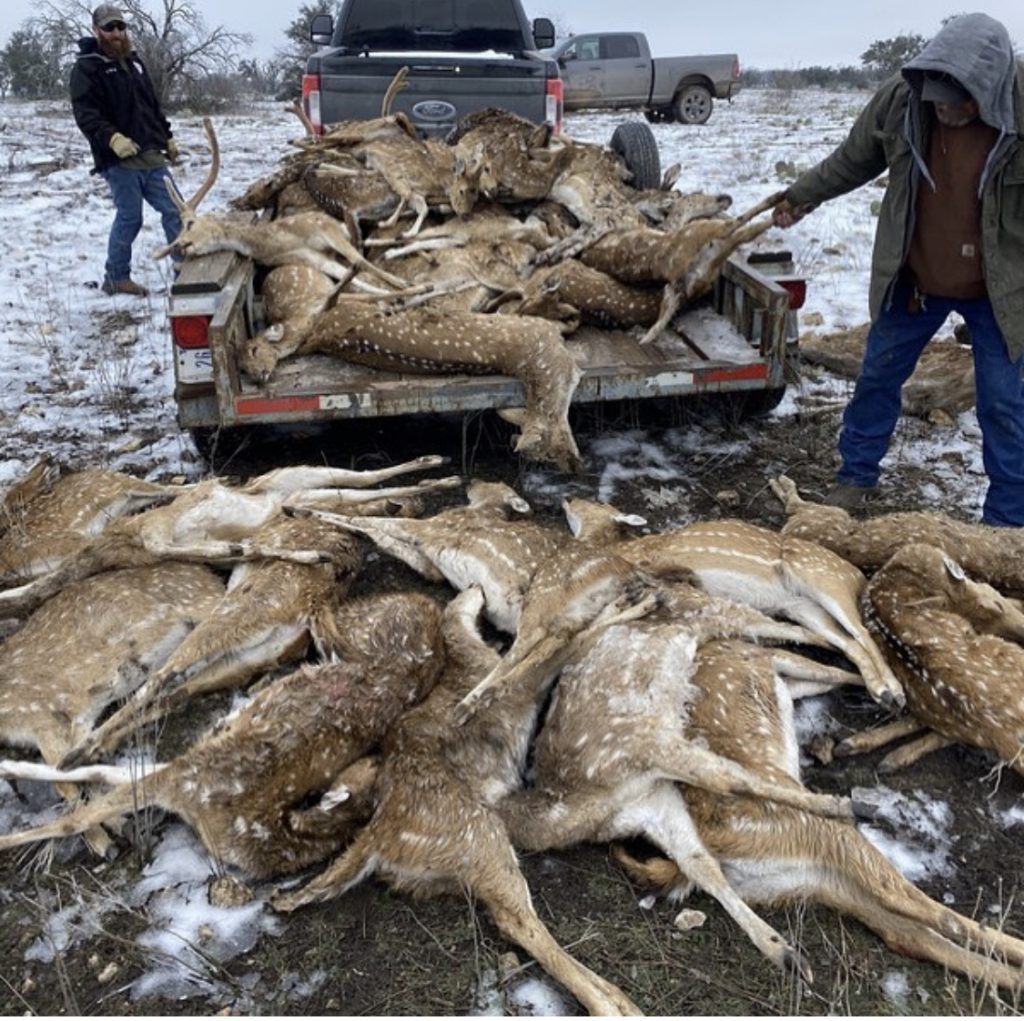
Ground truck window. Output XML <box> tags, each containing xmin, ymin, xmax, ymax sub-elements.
<box><xmin>341</xmin><ymin>0</ymin><xmax>528</xmax><ymax>52</ymax></box>
<box><xmin>571</xmin><ymin>37</ymin><xmax>600</xmax><ymax>61</ymax></box>
<box><xmin>600</xmin><ymin>35</ymin><xmax>641</xmax><ymax>60</ymax></box>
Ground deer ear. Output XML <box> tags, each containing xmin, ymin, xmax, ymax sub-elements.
<box><xmin>941</xmin><ymin>554</ymin><xmax>967</xmax><ymax>582</ymax></box>
<box><xmin>564</xmin><ymin>504</ymin><xmax>583</xmax><ymax>537</ymax></box>
<box><xmin>497</xmin><ymin>406</ymin><xmax>526</xmax><ymax>427</ymax></box>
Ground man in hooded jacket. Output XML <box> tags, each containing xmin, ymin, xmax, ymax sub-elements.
<box><xmin>70</xmin><ymin>3</ymin><xmax>182</xmax><ymax>297</ymax></box>
<box><xmin>773</xmin><ymin>13</ymin><xmax>1024</xmax><ymax>527</ymax></box>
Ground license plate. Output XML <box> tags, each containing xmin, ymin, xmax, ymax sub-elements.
<box><xmin>176</xmin><ymin>346</ymin><xmax>213</xmax><ymax>384</ymax></box>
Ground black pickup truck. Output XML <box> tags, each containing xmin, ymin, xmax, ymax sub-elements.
<box><xmin>302</xmin><ymin>0</ymin><xmax>562</xmax><ymax>138</ymax></box>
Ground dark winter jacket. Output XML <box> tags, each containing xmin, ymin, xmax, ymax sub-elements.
<box><xmin>69</xmin><ymin>36</ymin><xmax>173</xmax><ymax>174</ymax></box>
<box><xmin>784</xmin><ymin>14</ymin><xmax>1024</xmax><ymax>359</ymax></box>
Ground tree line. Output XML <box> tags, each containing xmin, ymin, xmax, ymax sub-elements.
<box><xmin>0</xmin><ymin>3</ymin><xmax>949</xmax><ymax>112</ymax></box>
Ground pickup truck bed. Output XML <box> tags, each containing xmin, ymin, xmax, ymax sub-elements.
<box><xmin>170</xmin><ymin>253</ymin><xmax>790</xmax><ymax>434</ymax></box>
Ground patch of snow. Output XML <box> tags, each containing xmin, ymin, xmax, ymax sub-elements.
<box><xmin>857</xmin><ymin>785</ymin><xmax>956</xmax><ymax>881</ymax></box>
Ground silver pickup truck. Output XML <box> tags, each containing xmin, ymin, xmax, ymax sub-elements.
<box><xmin>303</xmin><ymin>0</ymin><xmax>562</xmax><ymax>138</ymax></box>
<box><xmin>545</xmin><ymin>31</ymin><xmax>740</xmax><ymax>124</ymax></box>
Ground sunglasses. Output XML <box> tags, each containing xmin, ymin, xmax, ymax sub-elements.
<box><xmin>100</xmin><ymin>20</ymin><xmax>127</xmax><ymax>32</ymax></box>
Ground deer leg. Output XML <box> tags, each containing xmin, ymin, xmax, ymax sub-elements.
<box><xmin>771</xmin><ymin>651</ymin><xmax>863</xmax><ymax>698</ymax></box>
<box><xmin>633</xmin><ymin>786</ymin><xmax>813</xmax><ymax>982</ymax></box>
<box><xmin>399</xmin><ymin>194</ymin><xmax>429</xmax><ymax>239</ymax></box>
<box><xmin>878</xmin><ymin>730</ymin><xmax>953</xmax><ymax>773</ymax></box>
<box><xmin>245</xmin><ymin>454</ymin><xmax>450</xmax><ymax>491</ymax></box>
<box><xmin>478</xmin><ymin>859</ymin><xmax>643</xmax><ymax>1016</ymax></box>
<box><xmin>638</xmin><ymin>284</ymin><xmax>680</xmax><ymax>346</ymax></box>
<box><xmin>0</xmin><ymin>780</ymin><xmax>145</xmax><ymax>853</ymax></box>
<box><xmin>834</xmin><ymin>716</ymin><xmax>926</xmax><ymax>757</ymax></box>
<box><xmin>270</xmin><ymin>826</ymin><xmax>381</xmax><ymax>913</ymax></box>
<box><xmin>0</xmin><ymin>759</ymin><xmax>165</xmax><ymax>787</ymax></box>
<box><xmin>652</xmin><ymin>739</ymin><xmax>855</xmax><ymax>821</ymax></box>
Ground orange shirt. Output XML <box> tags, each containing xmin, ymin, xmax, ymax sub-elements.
<box><xmin>905</xmin><ymin>113</ymin><xmax>999</xmax><ymax>300</ymax></box>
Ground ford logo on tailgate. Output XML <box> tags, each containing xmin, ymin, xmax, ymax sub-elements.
<box><xmin>412</xmin><ymin>100</ymin><xmax>457</xmax><ymax>121</ymax></box>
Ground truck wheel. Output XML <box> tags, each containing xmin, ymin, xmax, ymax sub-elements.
<box><xmin>673</xmin><ymin>84</ymin><xmax>713</xmax><ymax>125</ymax></box>
<box><xmin>609</xmin><ymin>121</ymin><xmax>661</xmax><ymax>191</ymax></box>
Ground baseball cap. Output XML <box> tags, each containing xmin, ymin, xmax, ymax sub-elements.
<box><xmin>92</xmin><ymin>4</ymin><xmax>126</xmax><ymax>26</ymax></box>
<box><xmin>920</xmin><ymin>72</ymin><xmax>972</xmax><ymax>105</ymax></box>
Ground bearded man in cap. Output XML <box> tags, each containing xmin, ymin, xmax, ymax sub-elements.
<box><xmin>772</xmin><ymin>13</ymin><xmax>1024</xmax><ymax>526</ymax></box>
<box><xmin>70</xmin><ymin>4</ymin><xmax>182</xmax><ymax>296</ymax></box>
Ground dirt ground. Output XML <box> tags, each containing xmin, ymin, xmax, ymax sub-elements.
<box><xmin>1</xmin><ymin>371</ymin><xmax>1022</xmax><ymax>1017</ymax></box>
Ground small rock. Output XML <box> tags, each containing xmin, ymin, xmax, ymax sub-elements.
<box><xmin>673</xmin><ymin>909</ymin><xmax>707</xmax><ymax>931</ymax></box>
<box><xmin>97</xmin><ymin>962</ymin><xmax>119</xmax><ymax>984</ymax></box>
<box><xmin>209</xmin><ymin>874</ymin><xmax>254</xmax><ymax>908</ymax></box>
<box><xmin>714</xmin><ymin>489</ymin><xmax>740</xmax><ymax>510</ymax></box>
<box><xmin>114</xmin><ymin>436</ymin><xmax>145</xmax><ymax>454</ymax></box>
<box><xmin>197</xmin><ymin>924</ymin><xmax>216</xmax><ymax>945</ymax></box>
<box><xmin>497</xmin><ymin>951</ymin><xmax>520</xmax><ymax>980</ymax></box>
<box><xmin>801</xmin><ymin>311</ymin><xmax>825</xmax><ymax>327</ymax></box>
<box><xmin>19</xmin><ymin>977</ymin><xmax>35</xmax><ymax>996</ymax></box>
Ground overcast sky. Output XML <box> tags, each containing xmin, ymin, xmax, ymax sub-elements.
<box><xmin>2</xmin><ymin>2</ymin><xmax>1022</xmax><ymax>68</ymax></box>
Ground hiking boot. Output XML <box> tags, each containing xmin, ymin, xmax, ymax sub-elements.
<box><xmin>823</xmin><ymin>482</ymin><xmax>876</xmax><ymax>512</ymax></box>
<box><xmin>101</xmin><ymin>278</ymin><xmax>148</xmax><ymax>297</ymax></box>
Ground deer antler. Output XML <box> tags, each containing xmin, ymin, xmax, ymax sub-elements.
<box><xmin>285</xmin><ymin>100</ymin><xmax>317</xmax><ymax>139</ymax></box>
<box><xmin>186</xmin><ymin>117</ymin><xmax>220</xmax><ymax>212</ymax></box>
<box><xmin>381</xmin><ymin>66</ymin><xmax>410</xmax><ymax>117</ymax></box>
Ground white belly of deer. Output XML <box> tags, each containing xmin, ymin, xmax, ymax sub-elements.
<box><xmin>722</xmin><ymin>857</ymin><xmax>832</xmax><ymax>902</ymax></box>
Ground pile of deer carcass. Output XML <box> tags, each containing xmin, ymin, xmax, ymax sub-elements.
<box><xmin>159</xmin><ymin>82</ymin><xmax>782</xmax><ymax>472</ymax></box>
<box><xmin>2</xmin><ymin>455</ymin><xmax>1024</xmax><ymax>1012</ymax></box>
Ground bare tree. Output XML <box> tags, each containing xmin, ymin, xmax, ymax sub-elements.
<box><xmin>42</xmin><ymin>0</ymin><xmax>252</xmax><ymax>108</ymax></box>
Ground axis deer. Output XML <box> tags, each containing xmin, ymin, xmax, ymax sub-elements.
<box><xmin>616</xmin><ymin>517</ymin><xmax>905</xmax><ymax>708</ymax></box>
<box><xmin>155</xmin><ymin>119</ymin><xmax>405</xmax><ymax>289</ymax></box>
<box><xmin>846</xmin><ymin>543</ymin><xmax>1024</xmax><ymax>776</ymax></box>
<box><xmin>579</xmin><ymin>191</ymin><xmax>786</xmax><ymax>344</ymax></box>
<box><xmin>0</xmin><ymin>456</ymin><xmax>58</xmax><ymax>541</ymax></box>
<box><xmin>800</xmin><ymin>327</ymin><xmax>976</xmax><ymax>419</ymax></box>
<box><xmin>497</xmin><ymin>584</ymin><xmax>867</xmax><ymax>981</ymax></box>
<box><xmin>0</xmin><ymin>459</ymin><xmax>459</xmax><ymax>617</ymax></box>
<box><xmin>269</xmin><ymin>586</ymin><xmax>643</xmax><ymax>1016</ymax></box>
<box><xmin>0</xmin><ymin>593</ymin><xmax>445</xmax><ymax>878</ymax></box>
<box><xmin>770</xmin><ymin>475</ymin><xmax>1024</xmax><ymax>594</ymax></box>
<box><xmin>0</xmin><ymin>467</ymin><xmax>191</xmax><ymax>587</ymax></box>
<box><xmin>298</xmin><ymin>298</ymin><xmax>584</xmax><ymax>471</ymax></box>
<box><xmin>58</xmin><ymin>511</ymin><xmax>366</xmax><ymax>768</ymax></box>
<box><xmin>307</xmin><ymin>480</ymin><xmax>563</xmax><ymax>633</ymax></box>
<box><xmin>611</xmin><ymin>635</ymin><xmax>1024</xmax><ymax>991</ymax></box>
<box><xmin>0</xmin><ymin>562</ymin><xmax>225</xmax><ymax>854</ymax></box>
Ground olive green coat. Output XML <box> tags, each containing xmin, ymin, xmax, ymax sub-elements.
<box><xmin>784</xmin><ymin>66</ymin><xmax>1024</xmax><ymax>359</ymax></box>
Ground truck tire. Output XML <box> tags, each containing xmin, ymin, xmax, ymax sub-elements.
<box><xmin>609</xmin><ymin>121</ymin><xmax>661</xmax><ymax>191</ymax></box>
<box><xmin>673</xmin><ymin>84</ymin><xmax>713</xmax><ymax>125</ymax></box>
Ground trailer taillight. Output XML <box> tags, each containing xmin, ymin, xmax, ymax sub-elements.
<box><xmin>302</xmin><ymin>74</ymin><xmax>324</xmax><ymax>135</ymax></box>
<box><xmin>732</xmin><ymin>58</ymin><xmax>741</xmax><ymax>80</ymax></box>
<box><xmin>778</xmin><ymin>279</ymin><xmax>807</xmax><ymax>310</ymax></box>
<box><xmin>545</xmin><ymin>76</ymin><xmax>563</xmax><ymax>134</ymax></box>
<box><xmin>172</xmin><ymin>315</ymin><xmax>211</xmax><ymax>349</ymax></box>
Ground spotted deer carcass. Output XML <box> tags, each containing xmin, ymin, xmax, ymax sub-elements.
<box><xmin>299</xmin><ymin>298</ymin><xmax>585</xmax><ymax>471</ymax></box>
<box><xmin>771</xmin><ymin>474</ymin><xmax>1024</xmax><ymax>595</ymax></box>
<box><xmin>616</xmin><ymin>517</ymin><xmax>904</xmax><ymax>708</ymax></box>
<box><xmin>842</xmin><ymin>543</ymin><xmax>1024</xmax><ymax>776</ymax></box>
<box><xmin>497</xmin><ymin>584</ymin><xmax>864</xmax><ymax>982</ymax></box>
<box><xmin>0</xmin><ymin>593</ymin><xmax>446</xmax><ymax>877</ymax></box>
<box><xmin>306</xmin><ymin>479</ymin><xmax>562</xmax><ymax>634</ymax></box>
<box><xmin>612</xmin><ymin>635</ymin><xmax>1024</xmax><ymax>992</ymax></box>
<box><xmin>270</xmin><ymin>586</ymin><xmax>643</xmax><ymax>1016</ymax></box>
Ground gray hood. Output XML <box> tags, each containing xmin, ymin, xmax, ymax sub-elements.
<box><xmin>902</xmin><ymin>12</ymin><xmax>1017</xmax><ymax>133</ymax></box>
<box><xmin>901</xmin><ymin>13</ymin><xmax>1019</xmax><ymax>195</ymax></box>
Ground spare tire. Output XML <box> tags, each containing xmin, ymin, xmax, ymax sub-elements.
<box><xmin>609</xmin><ymin>121</ymin><xmax>661</xmax><ymax>191</ymax></box>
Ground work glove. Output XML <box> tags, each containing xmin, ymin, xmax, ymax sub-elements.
<box><xmin>166</xmin><ymin>137</ymin><xmax>179</xmax><ymax>162</ymax></box>
<box><xmin>109</xmin><ymin>132</ymin><xmax>140</xmax><ymax>159</ymax></box>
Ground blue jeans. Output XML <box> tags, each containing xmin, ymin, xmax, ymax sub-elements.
<box><xmin>100</xmin><ymin>164</ymin><xmax>182</xmax><ymax>283</ymax></box>
<box><xmin>838</xmin><ymin>278</ymin><xmax>1024</xmax><ymax>526</ymax></box>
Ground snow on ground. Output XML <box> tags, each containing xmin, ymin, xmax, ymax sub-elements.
<box><xmin>0</xmin><ymin>88</ymin><xmax>1000</xmax><ymax>1002</ymax></box>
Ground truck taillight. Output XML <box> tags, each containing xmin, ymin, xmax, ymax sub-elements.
<box><xmin>545</xmin><ymin>77</ymin><xmax>563</xmax><ymax>134</ymax></box>
<box><xmin>778</xmin><ymin>279</ymin><xmax>807</xmax><ymax>310</ymax></box>
<box><xmin>302</xmin><ymin>73</ymin><xmax>323</xmax><ymax>135</ymax></box>
<box><xmin>732</xmin><ymin>58</ymin><xmax>741</xmax><ymax>80</ymax></box>
<box><xmin>172</xmin><ymin>315</ymin><xmax>211</xmax><ymax>349</ymax></box>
